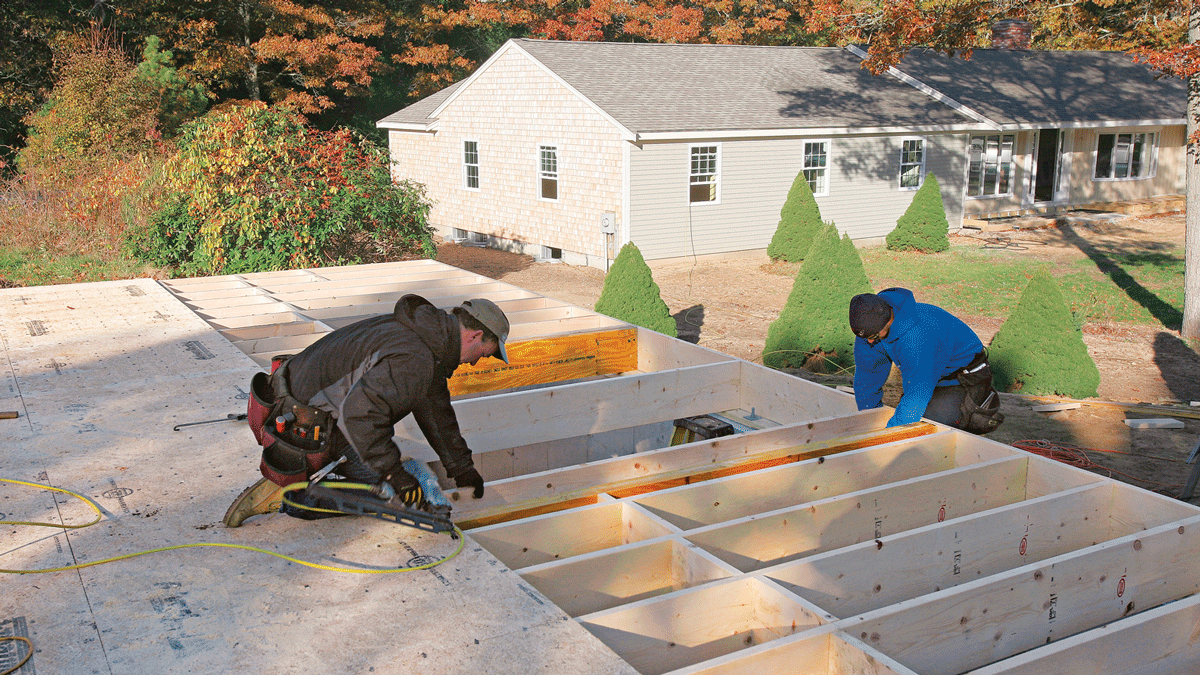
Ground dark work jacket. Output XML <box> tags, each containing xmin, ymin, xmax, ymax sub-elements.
<box><xmin>282</xmin><ymin>294</ymin><xmax>472</xmax><ymax>481</ymax></box>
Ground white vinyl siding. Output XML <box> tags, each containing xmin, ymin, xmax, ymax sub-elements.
<box><xmin>803</xmin><ymin>140</ymin><xmax>830</xmax><ymax>196</ymax></box>
<box><xmin>628</xmin><ymin>134</ymin><xmax>966</xmax><ymax>260</ymax></box>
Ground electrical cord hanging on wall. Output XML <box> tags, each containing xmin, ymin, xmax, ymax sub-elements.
<box><xmin>0</xmin><ymin>477</ymin><xmax>465</xmax><ymax>575</ymax></box>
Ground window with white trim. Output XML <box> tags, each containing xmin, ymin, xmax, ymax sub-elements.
<box><xmin>1094</xmin><ymin>132</ymin><xmax>1157</xmax><ymax>180</ymax></box>
<box><xmin>539</xmin><ymin>145</ymin><xmax>558</xmax><ymax>200</ymax></box>
<box><xmin>967</xmin><ymin>134</ymin><xmax>1015</xmax><ymax>197</ymax></box>
<box><xmin>899</xmin><ymin>138</ymin><xmax>925</xmax><ymax>190</ymax></box>
<box><xmin>803</xmin><ymin>141</ymin><xmax>829</xmax><ymax>196</ymax></box>
<box><xmin>689</xmin><ymin>145</ymin><xmax>719</xmax><ymax>203</ymax></box>
<box><xmin>463</xmin><ymin>140</ymin><xmax>479</xmax><ymax>190</ymax></box>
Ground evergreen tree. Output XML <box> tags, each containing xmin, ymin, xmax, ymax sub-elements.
<box><xmin>134</xmin><ymin>36</ymin><xmax>208</xmax><ymax>138</ymax></box>
<box><xmin>763</xmin><ymin>223</ymin><xmax>872</xmax><ymax>372</ymax></box>
<box><xmin>989</xmin><ymin>270</ymin><xmax>1100</xmax><ymax>398</ymax></box>
<box><xmin>767</xmin><ymin>171</ymin><xmax>825</xmax><ymax>262</ymax></box>
<box><xmin>886</xmin><ymin>173</ymin><xmax>950</xmax><ymax>253</ymax></box>
<box><xmin>594</xmin><ymin>243</ymin><xmax>677</xmax><ymax>337</ymax></box>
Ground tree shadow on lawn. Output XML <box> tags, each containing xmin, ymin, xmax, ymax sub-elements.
<box><xmin>1055</xmin><ymin>222</ymin><xmax>1181</xmax><ymax>330</ymax></box>
<box><xmin>674</xmin><ymin>304</ymin><xmax>704</xmax><ymax>344</ymax></box>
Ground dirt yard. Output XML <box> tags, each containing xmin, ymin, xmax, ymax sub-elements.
<box><xmin>437</xmin><ymin>212</ymin><xmax>1200</xmax><ymax>503</ymax></box>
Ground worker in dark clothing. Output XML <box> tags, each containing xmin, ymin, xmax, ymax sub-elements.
<box><xmin>850</xmin><ymin>288</ymin><xmax>1003</xmax><ymax>434</ymax></box>
<box><xmin>224</xmin><ymin>294</ymin><xmax>509</xmax><ymax>527</ymax></box>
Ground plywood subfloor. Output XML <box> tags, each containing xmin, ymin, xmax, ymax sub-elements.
<box><xmin>0</xmin><ymin>275</ymin><xmax>636</xmax><ymax>675</ymax></box>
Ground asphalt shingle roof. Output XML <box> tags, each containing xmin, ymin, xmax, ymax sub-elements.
<box><xmin>377</xmin><ymin>80</ymin><xmax>464</xmax><ymax>127</ymax></box>
<box><xmin>893</xmin><ymin>48</ymin><xmax>1187</xmax><ymax>126</ymax></box>
<box><xmin>513</xmin><ymin>39</ymin><xmax>973</xmax><ymax>133</ymax></box>
<box><xmin>378</xmin><ymin>40</ymin><xmax>1187</xmax><ymax>135</ymax></box>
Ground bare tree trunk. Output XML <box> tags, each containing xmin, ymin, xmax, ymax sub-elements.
<box><xmin>1185</xmin><ymin>7</ymin><xmax>1200</xmax><ymax>339</ymax></box>
<box><xmin>241</xmin><ymin>0</ymin><xmax>260</xmax><ymax>101</ymax></box>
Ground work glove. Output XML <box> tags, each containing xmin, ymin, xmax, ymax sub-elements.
<box><xmin>373</xmin><ymin>470</ymin><xmax>425</xmax><ymax>509</ymax></box>
<box><xmin>453</xmin><ymin>466</ymin><xmax>485</xmax><ymax>499</ymax></box>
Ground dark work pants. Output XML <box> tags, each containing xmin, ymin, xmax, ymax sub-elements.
<box><xmin>923</xmin><ymin>383</ymin><xmax>968</xmax><ymax>428</ymax></box>
<box><xmin>281</xmin><ymin>427</ymin><xmax>386</xmax><ymax>520</ymax></box>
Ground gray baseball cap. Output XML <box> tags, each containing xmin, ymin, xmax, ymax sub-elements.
<box><xmin>460</xmin><ymin>298</ymin><xmax>510</xmax><ymax>362</ymax></box>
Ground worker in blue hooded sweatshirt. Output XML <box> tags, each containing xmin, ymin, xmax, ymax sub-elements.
<box><xmin>849</xmin><ymin>288</ymin><xmax>1003</xmax><ymax>434</ymax></box>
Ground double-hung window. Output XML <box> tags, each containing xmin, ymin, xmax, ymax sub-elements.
<box><xmin>539</xmin><ymin>145</ymin><xmax>558</xmax><ymax>200</ymax></box>
<box><xmin>689</xmin><ymin>144</ymin><xmax>719</xmax><ymax>203</ymax></box>
<box><xmin>463</xmin><ymin>140</ymin><xmax>480</xmax><ymax>190</ymax></box>
<box><xmin>899</xmin><ymin>138</ymin><xmax>924</xmax><ymax>190</ymax></box>
<box><xmin>1094</xmin><ymin>132</ymin><xmax>1157</xmax><ymax>180</ymax></box>
<box><xmin>803</xmin><ymin>141</ymin><xmax>829</xmax><ymax>196</ymax></box>
<box><xmin>967</xmin><ymin>134</ymin><xmax>1015</xmax><ymax>197</ymax></box>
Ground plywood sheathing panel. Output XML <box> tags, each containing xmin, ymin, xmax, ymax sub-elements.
<box><xmin>0</xmin><ymin>275</ymin><xmax>641</xmax><ymax>675</ymax></box>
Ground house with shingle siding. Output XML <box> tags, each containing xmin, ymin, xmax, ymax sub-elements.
<box><xmin>379</xmin><ymin>39</ymin><xmax>1186</xmax><ymax>270</ymax></box>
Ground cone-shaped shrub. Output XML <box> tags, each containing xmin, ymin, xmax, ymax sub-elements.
<box><xmin>767</xmin><ymin>171</ymin><xmax>825</xmax><ymax>262</ymax></box>
<box><xmin>886</xmin><ymin>173</ymin><xmax>950</xmax><ymax>253</ymax></box>
<box><xmin>763</xmin><ymin>223</ymin><xmax>872</xmax><ymax>372</ymax></box>
<box><xmin>988</xmin><ymin>270</ymin><xmax>1100</xmax><ymax>397</ymax></box>
<box><xmin>594</xmin><ymin>243</ymin><xmax>678</xmax><ymax>337</ymax></box>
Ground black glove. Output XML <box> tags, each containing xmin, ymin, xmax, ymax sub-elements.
<box><xmin>453</xmin><ymin>466</ymin><xmax>485</xmax><ymax>499</ymax></box>
<box><xmin>376</xmin><ymin>470</ymin><xmax>425</xmax><ymax>508</ymax></box>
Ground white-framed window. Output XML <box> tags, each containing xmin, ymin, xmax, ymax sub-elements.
<box><xmin>689</xmin><ymin>144</ymin><xmax>720</xmax><ymax>204</ymax></box>
<box><xmin>463</xmin><ymin>140</ymin><xmax>480</xmax><ymax>190</ymax></box>
<box><xmin>802</xmin><ymin>140</ymin><xmax>830</xmax><ymax>196</ymax></box>
<box><xmin>538</xmin><ymin>144</ymin><xmax>558</xmax><ymax>200</ymax></box>
<box><xmin>967</xmin><ymin>134</ymin><xmax>1015</xmax><ymax>197</ymax></box>
<box><xmin>1094</xmin><ymin>131</ymin><xmax>1157</xmax><ymax>180</ymax></box>
<box><xmin>899</xmin><ymin>137</ymin><xmax>925</xmax><ymax>190</ymax></box>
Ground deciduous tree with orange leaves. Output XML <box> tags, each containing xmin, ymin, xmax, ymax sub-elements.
<box><xmin>117</xmin><ymin>0</ymin><xmax>387</xmax><ymax>115</ymax></box>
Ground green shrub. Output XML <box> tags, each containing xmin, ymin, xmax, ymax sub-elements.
<box><xmin>594</xmin><ymin>242</ymin><xmax>677</xmax><ymax>337</ymax></box>
<box><xmin>125</xmin><ymin>103</ymin><xmax>435</xmax><ymax>276</ymax></box>
<box><xmin>763</xmin><ymin>223</ymin><xmax>872</xmax><ymax>372</ymax></box>
<box><xmin>988</xmin><ymin>270</ymin><xmax>1100</xmax><ymax>397</ymax></box>
<box><xmin>886</xmin><ymin>173</ymin><xmax>950</xmax><ymax>253</ymax></box>
<box><xmin>18</xmin><ymin>28</ymin><xmax>158</xmax><ymax>176</ymax></box>
<box><xmin>767</xmin><ymin>171</ymin><xmax>825</xmax><ymax>262</ymax></box>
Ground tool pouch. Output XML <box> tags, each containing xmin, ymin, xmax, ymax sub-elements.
<box><xmin>253</xmin><ymin>355</ymin><xmax>337</xmax><ymax>487</ymax></box>
<box><xmin>260</xmin><ymin>425</ymin><xmax>333</xmax><ymax>487</ymax></box>
<box><xmin>953</xmin><ymin>351</ymin><xmax>1004</xmax><ymax>435</ymax></box>
<box><xmin>247</xmin><ymin>372</ymin><xmax>274</xmax><ymax>446</ymax></box>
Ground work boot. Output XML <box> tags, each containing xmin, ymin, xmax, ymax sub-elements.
<box><xmin>223</xmin><ymin>477</ymin><xmax>285</xmax><ymax>527</ymax></box>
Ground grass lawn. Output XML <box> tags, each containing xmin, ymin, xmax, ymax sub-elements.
<box><xmin>0</xmin><ymin>248</ymin><xmax>156</xmax><ymax>288</ymax></box>
<box><xmin>860</xmin><ymin>242</ymin><xmax>1184</xmax><ymax>330</ymax></box>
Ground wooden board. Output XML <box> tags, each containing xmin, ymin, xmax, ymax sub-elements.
<box><xmin>448</xmin><ymin>328</ymin><xmax>638</xmax><ymax>396</ymax></box>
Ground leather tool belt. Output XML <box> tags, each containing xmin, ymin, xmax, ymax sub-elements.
<box><xmin>247</xmin><ymin>355</ymin><xmax>336</xmax><ymax>487</ymax></box>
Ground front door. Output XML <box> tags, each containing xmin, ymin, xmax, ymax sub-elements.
<box><xmin>1032</xmin><ymin>129</ymin><xmax>1062</xmax><ymax>203</ymax></box>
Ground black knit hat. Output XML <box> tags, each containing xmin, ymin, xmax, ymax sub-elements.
<box><xmin>849</xmin><ymin>294</ymin><xmax>893</xmax><ymax>339</ymax></box>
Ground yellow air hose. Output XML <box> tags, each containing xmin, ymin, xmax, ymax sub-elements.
<box><xmin>0</xmin><ymin>478</ymin><xmax>465</xmax><ymax>575</ymax></box>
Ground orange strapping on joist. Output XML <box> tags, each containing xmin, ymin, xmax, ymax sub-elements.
<box><xmin>448</xmin><ymin>328</ymin><xmax>638</xmax><ymax>396</ymax></box>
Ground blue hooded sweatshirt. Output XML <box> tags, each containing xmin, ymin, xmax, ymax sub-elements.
<box><xmin>853</xmin><ymin>288</ymin><xmax>983</xmax><ymax>427</ymax></box>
